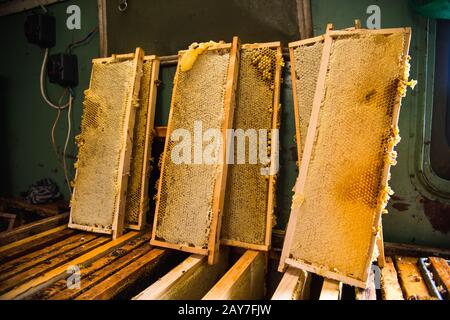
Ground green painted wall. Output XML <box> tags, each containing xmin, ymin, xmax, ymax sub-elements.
<box><xmin>0</xmin><ymin>0</ymin><xmax>448</xmax><ymax>248</ymax></box>
<box><xmin>0</xmin><ymin>0</ymin><xmax>99</xmax><ymax>199</ymax></box>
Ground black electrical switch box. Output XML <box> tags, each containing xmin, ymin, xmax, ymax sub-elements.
<box><xmin>24</xmin><ymin>14</ymin><xmax>56</xmax><ymax>48</ymax></box>
<box><xmin>47</xmin><ymin>53</ymin><xmax>79</xmax><ymax>88</ymax></box>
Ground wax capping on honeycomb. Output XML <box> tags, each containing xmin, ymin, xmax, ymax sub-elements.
<box><xmin>220</xmin><ymin>45</ymin><xmax>281</xmax><ymax>248</ymax></box>
<box><xmin>154</xmin><ymin>48</ymin><xmax>231</xmax><ymax>249</ymax></box>
<box><xmin>70</xmin><ymin>54</ymin><xmax>141</xmax><ymax>234</ymax></box>
<box><xmin>125</xmin><ymin>57</ymin><xmax>158</xmax><ymax>229</ymax></box>
<box><xmin>292</xmin><ymin>40</ymin><xmax>324</xmax><ymax>162</ymax></box>
<box><xmin>285</xmin><ymin>30</ymin><xmax>414</xmax><ymax>286</ymax></box>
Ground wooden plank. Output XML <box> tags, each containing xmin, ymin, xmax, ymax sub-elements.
<box><xmin>0</xmin><ymin>0</ymin><xmax>65</xmax><ymax>17</ymax></box>
<box><xmin>0</xmin><ymin>231</ymin><xmax>139</xmax><ymax>300</ymax></box>
<box><xmin>377</xmin><ymin>222</ymin><xmax>386</xmax><ymax>268</ymax></box>
<box><xmin>0</xmin><ymin>198</ymin><xmax>68</xmax><ymax>217</ymax></box>
<box><xmin>97</xmin><ymin>0</ymin><xmax>108</xmax><ymax>57</ymax></box>
<box><xmin>0</xmin><ymin>236</ymin><xmax>110</xmax><ymax>295</ymax></box>
<box><xmin>271</xmin><ymin>267</ymin><xmax>311</xmax><ymax>300</ymax></box>
<box><xmin>280</xmin><ymin>28</ymin><xmax>412</xmax><ymax>288</ymax></box>
<box><xmin>429</xmin><ymin>257</ymin><xmax>450</xmax><ymax>299</ymax></box>
<box><xmin>395</xmin><ymin>256</ymin><xmax>433</xmax><ymax>300</ymax></box>
<box><xmin>151</xmin><ymin>38</ymin><xmax>240</xmax><ymax>264</ymax></box>
<box><xmin>155</xmin><ymin>126</ymin><xmax>167</xmax><ymax>138</ymax></box>
<box><xmin>134</xmin><ymin>250</ymin><xmax>228</xmax><ymax>300</ymax></box>
<box><xmin>0</xmin><ymin>233</ymin><xmax>99</xmax><ymax>281</ymax></box>
<box><xmin>0</xmin><ymin>213</ymin><xmax>69</xmax><ymax>246</ymax></box>
<box><xmin>381</xmin><ymin>257</ymin><xmax>404</xmax><ymax>300</ymax></box>
<box><xmin>319</xmin><ymin>279</ymin><xmax>342</xmax><ymax>300</ymax></box>
<box><xmin>0</xmin><ymin>226</ymin><xmax>73</xmax><ymax>261</ymax></box>
<box><xmin>202</xmin><ymin>250</ymin><xmax>265</xmax><ymax>300</ymax></box>
<box><xmin>385</xmin><ymin>242</ymin><xmax>450</xmax><ymax>260</ymax></box>
<box><xmin>355</xmin><ymin>269</ymin><xmax>377</xmax><ymax>300</ymax></box>
<box><xmin>41</xmin><ymin>234</ymin><xmax>152</xmax><ymax>300</ymax></box>
<box><xmin>75</xmin><ymin>248</ymin><xmax>169</xmax><ymax>300</ymax></box>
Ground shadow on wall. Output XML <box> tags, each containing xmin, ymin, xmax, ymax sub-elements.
<box><xmin>0</xmin><ymin>76</ymin><xmax>11</xmax><ymax>196</ymax></box>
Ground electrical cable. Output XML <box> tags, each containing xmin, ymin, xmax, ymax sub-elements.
<box><xmin>63</xmin><ymin>93</ymin><xmax>73</xmax><ymax>193</ymax></box>
<box><xmin>51</xmin><ymin>88</ymin><xmax>69</xmax><ymax>164</ymax></box>
<box><xmin>66</xmin><ymin>27</ymin><xmax>98</xmax><ymax>54</ymax></box>
<box><xmin>40</xmin><ymin>48</ymin><xmax>70</xmax><ymax>109</ymax></box>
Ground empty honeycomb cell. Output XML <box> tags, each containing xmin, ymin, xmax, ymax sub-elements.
<box><xmin>70</xmin><ymin>58</ymin><xmax>137</xmax><ymax>233</ymax></box>
<box><xmin>286</xmin><ymin>30</ymin><xmax>411</xmax><ymax>285</ymax></box>
<box><xmin>125</xmin><ymin>58</ymin><xmax>156</xmax><ymax>228</ymax></box>
<box><xmin>292</xmin><ymin>40</ymin><xmax>324</xmax><ymax>162</ymax></box>
<box><xmin>154</xmin><ymin>49</ymin><xmax>231</xmax><ymax>248</ymax></box>
<box><xmin>220</xmin><ymin>45</ymin><xmax>280</xmax><ymax>247</ymax></box>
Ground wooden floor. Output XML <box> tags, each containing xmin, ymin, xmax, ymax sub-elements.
<box><xmin>0</xmin><ymin>213</ymin><xmax>448</xmax><ymax>300</ymax></box>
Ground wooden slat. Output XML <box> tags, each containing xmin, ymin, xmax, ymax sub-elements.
<box><xmin>202</xmin><ymin>250</ymin><xmax>265</xmax><ymax>300</ymax></box>
<box><xmin>381</xmin><ymin>257</ymin><xmax>404</xmax><ymax>300</ymax></box>
<box><xmin>395</xmin><ymin>256</ymin><xmax>433</xmax><ymax>300</ymax></box>
<box><xmin>32</xmin><ymin>233</ymin><xmax>151</xmax><ymax>300</ymax></box>
<box><xmin>272</xmin><ymin>267</ymin><xmax>311</xmax><ymax>300</ymax></box>
<box><xmin>355</xmin><ymin>269</ymin><xmax>377</xmax><ymax>300</ymax></box>
<box><xmin>319</xmin><ymin>279</ymin><xmax>342</xmax><ymax>300</ymax></box>
<box><xmin>75</xmin><ymin>248</ymin><xmax>169</xmax><ymax>300</ymax></box>
<box><xmin>155</xmin><ymin>126</ymin><xmax>167</xmax><ymax>138</ymax></box>
<box><xmin>0</xmin><ymin>233</ymin><xmax>99</xmax><ymax>282</ymax></box>
<box><xmin>0</xmin><ymin>236</ymin><xmax>110</xmax><ymax>295</ymax></box>
<box><xmin>0</xmin><ymin>213</ymin><xmax>69</xmax><ymax>246</ymax></box>
<box><xmin>0</xmin><ymin>231</ymin><xmax>139</xmax><ymax>300</ymax></box>
<box><xmin>134</xmin><ymin>250</ymin><xmax>228</xmax><ymax>300</ymax></box>
<box><xmin>385</xmin><ymin>242</ymin><xmax>450</xmax><ymax>260</ymax></box>
<box><xmin>429</xmin><ymin>257</ymin><xmax>450</xmax><ymax>299</ymax></box>
<box><xmin>0</xmin><ymin>226</ymin><xmax>74</xmax><ymax>262</ymax></box>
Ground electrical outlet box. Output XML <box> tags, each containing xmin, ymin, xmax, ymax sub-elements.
<box><xmin>24</xmin><ymin>14</ymin><xmax>56</xmax><ymax>48</ymax></box>
<box><xmin>47</xmin><ymin>53</ymin><xmax>79</xmax><ymax>88</ymax></box>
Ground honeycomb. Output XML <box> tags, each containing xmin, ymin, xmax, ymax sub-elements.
<box><xmin>292</xmin><ymin>40</ymin><xmax>324</xmax><ymax>162</ymax></box>
<box><xmin>70</xmin><ymin>57</ymin><xmax>137</xmax><ymax>232</ymax></box>
<box><xmin>288</xmin><ymin>31</ymin><xmax>411</xmax><ymax>283</ymax></box>
<box><xmin>125</xmin><ymin>58</ymin><xmax>154</xmax><ymax>227</ymax></box>
<box><xmin>154</xmin><ymin>49</ymin><xmax>231</xmax><ymax>248</ymax></box>
<box><xmin>220</xmin><ymin>46</ymin><xmax>280</xmax><ymax>247</ymax></box>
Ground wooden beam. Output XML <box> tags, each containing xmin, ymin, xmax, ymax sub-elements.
<box><xmin>394</xmin><ymin>256</ymin><xmax>433</xmax><ymax>300</ymax></box>
<box><xmin>0</xmin><ymin>231</ymin><xmax>140</xmax><ymax>300</ymax></box>
<box><xmin>355</xmin><ymin>269</ymin><xmax>377</xmax><ymax>300</ymax></box>
<box><xmin>75</xmin><ymin>248</ymin><xmax>169</xmax><ymax>300</ymax></box>
<box><xmin>155</xmin><ymin>126</ymin><xmax>167</xmax><ymax>138</ymax></box>
<box><xmin>385</xmin><ymin>242</ymin><xmax>450</xmax><ymax>260</ymax></box>
<box><xmin>319</xmin><ymin>279</ymin><xmax>342</xmax><ymax>300</ymax></box>
<box><xmin>0</xmin><ymin>236</ymin><xmax>110</xmax><ymax>295</ymax></box>
<box><xmin>203</xmin><ymin>250</ymin><xmax>265</xmax><ymax>300</ymax></box>
<box><xmin>0</xmin><ymin>0</ymin><xmax>66</xmax><ymax>17</ymax></box>
<box><xmin>0</xmin><ymin>213</ymin><xmax>69</xmax><ymax>246</ymax></box>
<box><xmin>271</xmin><ymin>267</ymin><xmax>311</xmax><ymax>300</ymax></box>
<box><xmin>381</xmin><ymin>257</ymin><xmax>404</xmax><ymax>300</ymax></box>
<box><xmin>0</xmin><ymin>226</ymin><xmax>73</xmax><ymax>262</ymax></box>
<box><xmin>97</xmin><ymin>0</ymin><xmax>108</xmax><ymax>57</ymax></box>
<box><xmin>429</xmin><ymin>257</ymin><xmax>450</xmax><ymax>299</ymax></box>
<box><xmin>134</xmin><ymin>250</ymin><xmax>228</xmax><ymax>300</ymax></box>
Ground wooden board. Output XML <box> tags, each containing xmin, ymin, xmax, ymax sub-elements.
<box><xmin>151</xmin><ymin>38</ymin><xmax>240</xmax><ymax>264</ymax></box>
<box><xmin>429</xmin><ymin>257</ymin><xmax>450</xmax><ymax>299</ymax></box>
<box><xmin>381</xmin><ymin>257</ymin><xmax>404</xmax><ymax>300</ymax></box>
<box><xmin>0</xmin><ymin>212</ymin><xmax>69</xmax><ymax>246</ymax></box>
<box><xmin>271</xmin><ymin>266</ymin><xmax>310</xmax><ymax>300</ymax></box>
<box><xmin>319</xmin><ymin>279</ymin><xmax>342</xmax><ymax>300</ymax></box>
<box><xmin>220</xmin><ymin>42</ymin><xmax>282</xmax><ymax>251</ymax></box>
<box><xmin>69</xmin><ymin>48</ymin><xmax>144</xmax><ymax>239</ymax></box>
<box><xmin>0</xmin><ymin>231</ymin><xmax>139</xmax><ymax>300</ymax></box>
<box><xmin>202</xmin><ymin>250</ymin><xmax>265</xmax><ymax>300</ymax></box>
<box><xmin>280</xmin><ymin>27</ymin><xmax>412</xmax><ymax>288</ymax></box>
<box><xmin>394</xmin><ymin>256</ymin><xmax>433</xmax><ymax>300</ymax></box>
<box><xmin>125</xmin><ymin>56</ymin><xmax>160</xmax><ymax>230</ymax></box>
<box><xmin>134</xmin><ymin>250</ymin><xmax>228</xmax><ymax>300</ymax></box>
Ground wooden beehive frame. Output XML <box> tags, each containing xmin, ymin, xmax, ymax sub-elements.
<box><xmin>151</xmin><ymin>38</ymin><xmax>241</xmax><ymax>264</ymax></box>
<box><xmin>125</xmin><ymin>56</ymin><xmax>160</xmax><ymax>231</ymax></box>
<box><xmin>280</xmin><ymin>27</ymin><xmax>412</xmax><ymax>288</ymax></box>
<box><xmin>220</xmin><ymin>42</ymin><xmax>282</xmax><ymax>252</ymax></box>
<box><xmin>69</xmin><ymin>48</ymin><xmax>144</xmax><ymax>239</ymax></box>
